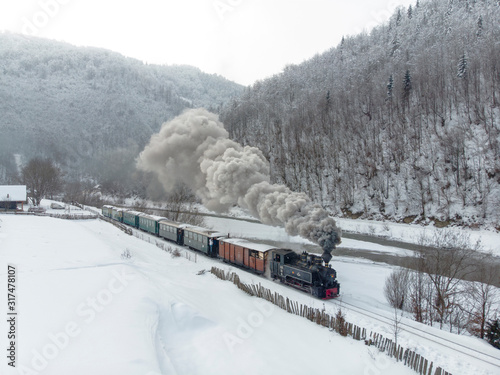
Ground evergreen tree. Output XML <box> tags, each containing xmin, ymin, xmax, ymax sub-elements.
<box><xmin>408</xmin><ymin>5</ymin><xmax>413</xmax><ymax>19</ymax></box>
<box><xmin>402</xmin><ymin>69</ymin><xmax>412</xmax><ymax>105</ymax></box>
<box><xmin>457</xmin><ymin>53</ymin><xmax>468</xmax><ymax>79</ymax></box>
<box><xmin>387</xmin><ymin>75</ymin><xmax>394</xmax><ymax>100</ymax></box>
<box><xmin>486</xmin><ymin>319</ymin><xmax>500</xmax><ymax>349</ymax></box>
<box><xmin>476</xmin><ymin>15</ymin><xmax>483</xmax><ymax>38</ymax></box>
<box><xmin>396</xmin><ymin>9</ymin><xmax>402</xmax><ymax>26</ymax></box>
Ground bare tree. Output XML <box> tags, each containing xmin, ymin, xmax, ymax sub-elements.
<box><xmin>417</xmin><ymin>230</ymin><xmax>481</xmax><ymax>329</ymax></box>
<box><xmin>407</xmin><ymin>262</ymin><xmax>434</xmax><ymax>325</ymax></box>
<box><xmin>390</xmin><ymin>306</ymin><xmax>404</xmax><ymax>355</ymax></box>
<box><xmin>22</xmin><ymin>158</ymin><xmax>62</xmax><ymax>206</ymax></box>
<box><xmin>384</xmin><ymin>268</ymin><xmax>410</xmax><ymax>309</ymax></box>
<box><xmin>467</xmin><ymin>259</ymin><xmax>500</xmax><ymax>339</ymax></box>
<box><xmin>163</xmin><ymin>183</ymin><xmax>204</xmax><ymax>226</ymax></box>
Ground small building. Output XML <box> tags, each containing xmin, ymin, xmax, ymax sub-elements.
<box><xmin>0</xmin><ymin>185</ymin><xmax>27</xmax><ymax>211</ymax></box>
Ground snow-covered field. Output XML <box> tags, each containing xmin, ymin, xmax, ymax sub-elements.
<box><xmin>1</xmin><ymin>204</ymin><xmax>499</xmax><ymax>375</ymax></box>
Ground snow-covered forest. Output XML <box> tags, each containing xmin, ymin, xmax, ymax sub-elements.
<box><xmin>221</xmin><ymin>0</ymin><xmax>500</xmax><ymax>228</ymax></box>
<box><xmin>0</xmin><ymin>33</ymin><xmax>243</xmax><ymax>183</ymax></box>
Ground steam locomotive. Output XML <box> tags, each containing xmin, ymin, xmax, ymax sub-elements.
<box><xmin>102</xmin><ymin>205</ymin><xmax>340</xmax><ymax>299</ymax></box>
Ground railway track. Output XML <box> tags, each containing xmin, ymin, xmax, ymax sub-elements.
<box><xmin>327</xmin><ymin>298</ymin><xmax>500</xmax><ymax>369</ymax></box>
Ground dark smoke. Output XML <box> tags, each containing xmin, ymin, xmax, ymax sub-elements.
<box><xmin>137</xmin><ymin>108</ymin><xmax>341</xmax><ymax>263</ymax></box>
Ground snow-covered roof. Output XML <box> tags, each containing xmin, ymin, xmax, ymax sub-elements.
<box><xmin>139</xmin><ymin>213</ymin><xmax>166</xmax><ymax>221</ymax></box>
<box><xmin>220</xmin><ymin>237</ymin><xmax>277</xmax><ymax>253</ymax></box>
<box><xmin>123</xmin><ymin>210</ymin><xmax>145</xmax><ymax>216</ymax></box>
<box><xmin>184</xmin><ymin>225</ymin><xmax>225</xmax><ymax>238</ymax></box>
<box><xmin>158</xmin><ymin>218</ymin><xmax>193</xmax><ymax>229</ymax></box>
<box><xmin>0</xmin><ymin>185</ymin><xmax>27</xmax><ymax>201</ymax></box>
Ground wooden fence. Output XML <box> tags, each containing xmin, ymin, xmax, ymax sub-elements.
<box><xmin>210</xmin><ymin>266</ymin><xmax>452</xmax><ymax>375</ymax></box>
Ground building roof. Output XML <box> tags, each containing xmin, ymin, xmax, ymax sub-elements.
<box><xmin>0</xmin><ymin>185</ymin><xmax>27</xmax><ymax>202</ymax></box>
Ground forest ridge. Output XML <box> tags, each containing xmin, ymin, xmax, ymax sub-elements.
<box><xmin>221</xmin><ymin>0</ymin><xmax>500</xmax><ymax>228</ymax></box>
<box><xmin>0</xmin><ymin>33</ymin><xmax>243</xmax><ymax>184</ymax></box>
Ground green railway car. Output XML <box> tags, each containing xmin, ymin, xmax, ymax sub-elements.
<box><xmin>183</xmin><ymin>226</ymin><xmax>224</xmax><ymax>257</ymax></box>
<box><xmin>123</xmin><ymin>210</ymin><xmax>141</xmax><ymax>228</ymax></box>
<box><xmin>138</xmin><ymin>214</ymin><xmax>164</xmax><ymax>235</ymax></box>
<box><xmin>111</xmin><ymin>207</ymin><xmax>124</xmax><ymax>222</ymax></box>
<box><xmin>158</xmin><ymin>219</ymin><xmax>189</xmax><ymax>245</ymax></box>
<box><xmin>102</xmin><ymin>205</ymin><xmax>113</xmax><ymax>218</ymax></box>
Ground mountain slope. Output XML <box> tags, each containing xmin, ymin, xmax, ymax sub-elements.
<box><xmin>221</xmin><ymin>0</ymin><xmax>500</xmax><ymax>227</ymax></box>
<box><xmin>0</xmin><ymin>33</ymin><xmax>243</xmax><ymax>182</ymax></box>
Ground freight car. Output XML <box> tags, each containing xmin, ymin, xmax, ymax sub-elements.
<box><xmin>101</xmin><ymin>205</ymin><xmax>340</xmax><ymax>299</ymax></box>
<box><xmin>219</xmin><ymin>238</ymin><xmax>276</xmax><ymax>274</ymax></box>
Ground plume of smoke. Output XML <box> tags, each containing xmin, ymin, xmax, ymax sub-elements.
<box><xmin>137</xmin><ymin>108</ymin><xmax>341</xmax><ymax>261</ymax></box>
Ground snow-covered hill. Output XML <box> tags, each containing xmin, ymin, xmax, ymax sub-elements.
<box><xmin>220</xmin><ymin>0</ymin><xmax>500</xmax><ymax>228</ymax></box>
<box><xmin>0</xmin><ymin>33</ymin><xmax>243</xmax><ymax>183</ymax></box>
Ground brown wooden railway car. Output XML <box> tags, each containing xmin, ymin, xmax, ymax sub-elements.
<box><xmin>218</xmin><ymin>238</ymin><xmax>276</xmax><ymax>274</ymax></box>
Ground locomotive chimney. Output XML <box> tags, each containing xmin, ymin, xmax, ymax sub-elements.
<box><xmin>321</xmin><ymin>249</ymin><xmax>332</xmax><ymax>265</ymax></box>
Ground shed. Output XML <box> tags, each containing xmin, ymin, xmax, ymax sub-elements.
<box><xmin>0</xmin><ymin>185</ymin><xmax>27</xmax><ymax>211</ymax></box>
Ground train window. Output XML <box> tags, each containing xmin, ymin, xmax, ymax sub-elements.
<box><xmin>275</xmin><ymin>254</ymin><xmax>281</xmax><ymax>262</ymax></box>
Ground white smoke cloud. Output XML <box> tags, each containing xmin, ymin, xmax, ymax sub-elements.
<box><xmin>137</xmin><ymin>108</ymin><xmax>341</xmax><ymax>261</ymax></box>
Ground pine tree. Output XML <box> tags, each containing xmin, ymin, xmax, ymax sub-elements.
<box><xmin>396</xmin><ymin>9</ymin><xmax>402</xmax><ymax>26</ymax></box>
<box><xmin>402</xmin><ymin>69</ymin><xmax>412</xmax><ymax>105</ymax></box>
<box><xmin>486</xmin><ymin>319</ymin><xmax>500</xmax><ymax>349</ymax></box>
<box><xmin>476</xmin><ymin>15</ymin><xmax>483</xmax><ymax>38</ymax></box>
<box><xmin>408</xmin><ymin>5</ymin><xmax>413</xmax><ymax>19</ymax></box>
<box><xmin>457</xmin><ymin>53</ymin><xmax>468</xmax><ymax>79</ymax></box>
<box><xmin>387</xmin><ymin>75</ymin><xmax>394</xmax><ymax>100</ymax></box>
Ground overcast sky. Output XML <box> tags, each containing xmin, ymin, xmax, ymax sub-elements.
<box><xmin>0</xmin><ymin>0</ymin><xmax>416</xmax><ymax>86</ymax></box>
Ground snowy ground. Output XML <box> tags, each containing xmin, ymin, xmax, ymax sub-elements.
<box><xmin>1</xmin><ymin>202</ymin><xmax>499</xmax><ymax>375</ymax></box>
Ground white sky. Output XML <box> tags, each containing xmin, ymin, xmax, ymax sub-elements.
<box><xmin>0</xmin><ymin>0</ymin><xmax>416</xmax><ymax>86</ymax></box>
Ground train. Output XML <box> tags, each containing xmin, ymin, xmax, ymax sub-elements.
<box><xmin>102</xmin><ymin>205</ymin><xmax>340</xmax><ymax>299</ymax></box>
